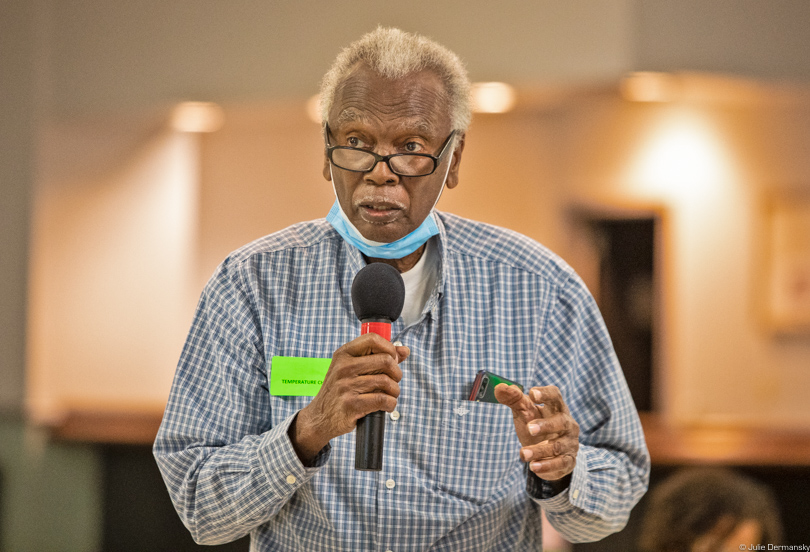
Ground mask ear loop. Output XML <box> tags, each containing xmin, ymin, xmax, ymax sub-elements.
<box><xmin>430</xmin><ymin>140</ymin><xmax>455</xmax><ymax>211</ymax></box>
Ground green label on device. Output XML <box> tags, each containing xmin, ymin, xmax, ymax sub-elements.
<box><xmin>270</xmin><ymin>356</ymin><xmax>331</xmax><ymax>396</ymax></box>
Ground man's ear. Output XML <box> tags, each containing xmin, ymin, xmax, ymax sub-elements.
<box><xmin>445</xmin><ymin>133</ymin><xmax>465</xmax><ymax>190</ymax></box>
<box><xmin>323</xmin><ymin>153</ymin><xmax>332</xmax><ymax>181</ymax></box>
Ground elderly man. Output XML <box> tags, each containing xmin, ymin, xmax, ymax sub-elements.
<box><xmin>154</xmin><ymin>27</ymin><xmax>649</xmax><ymax>551</ymax></box>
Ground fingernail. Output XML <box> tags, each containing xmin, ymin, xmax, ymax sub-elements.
<box><xmin>393</xmin><ymin>341</ymin><xmax>403</xmax><ymax>347</ymax></box>
<box><xmin>528</xmin><ymin>423</ymin><xmax>540</xmax><ymax>436</ymax></box>
<box><xmin>532</xmin><ymin>389</ymin><xmax>542</xmax><ymax>402</ymax></box>
<box><xmin>530</xmin><ymin>461</ymin><xmax>542</xmax><ymax>471</ymax></box>
<box><xmin>522</xmin><ymin>448</ymin><xmax>533</xmax><ymax>461</ymax></box>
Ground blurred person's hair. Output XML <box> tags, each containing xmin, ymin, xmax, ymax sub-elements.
<box><xmin>638</xmin><ymin>467</ymin><xmax>783</xmax><ymax>552</ymax></box>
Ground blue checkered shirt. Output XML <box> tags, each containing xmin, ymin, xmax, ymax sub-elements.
<box><xmin>154</xmin><ymin>211</ymin><xmax>649</xmax><ymax>551</ymax></box>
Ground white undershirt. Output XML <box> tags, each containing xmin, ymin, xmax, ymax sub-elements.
<box><xmin>399</xmin><ymin>238</ymin><xmax>440</xmax><ymax>327</ymax></box>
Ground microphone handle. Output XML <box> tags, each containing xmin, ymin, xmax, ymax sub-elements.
<box><xmin>355</xmin><ymin>411</ymin><xmax>385</xmax><ymax>471</ymax></box>
<box><xmin>355</xmin><ymin>318</ymin><xmax>392</xmax><ymax>471</ymax></box>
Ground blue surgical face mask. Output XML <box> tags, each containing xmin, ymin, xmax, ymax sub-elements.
<box><xmin>326</xmin><ymin>200</ymin><xmax>439</xmax><ymax>259</ymax></box>
<box><xmin>326</xmin><ymin>159</ymin><xmax>451</xmax><ymax>260</ymax></box>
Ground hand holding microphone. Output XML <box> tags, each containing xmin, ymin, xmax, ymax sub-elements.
<box><xmin>288</xmin><ymin>263</ymin><xmax>407</xmax><ymax>469</ymax></box>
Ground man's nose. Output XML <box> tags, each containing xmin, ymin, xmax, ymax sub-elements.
<box><xmin>364</xmin><ymin>156</ymin><xmax>399</xmax><ymax>185</ymax></box>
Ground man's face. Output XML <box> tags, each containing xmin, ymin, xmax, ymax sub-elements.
<box><xmin>323</xmin><ymin>63</ymin><xmax>464</xmax><ymax>244</ymax></box>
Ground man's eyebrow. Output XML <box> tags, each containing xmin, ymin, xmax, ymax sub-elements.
<box><xmin>334</xmin><ymin>109</ymin><xmax>368</xmax><ymax>126</ymax></box>
<box><xmin>393</xmin><ymin>119</ymin><xmax>435</xmax><ymax>135</ymax></box>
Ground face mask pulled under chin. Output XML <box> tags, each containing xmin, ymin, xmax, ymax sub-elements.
<box><xmin>325</xmin><ymin>160</ymin><xmax>449</xmax><ymax>259</ymax></box>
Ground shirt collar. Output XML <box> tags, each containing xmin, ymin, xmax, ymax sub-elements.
<box><xmin>423</xmin><ymin>211</ymin><xmax>448</xmax><ymax>318</ymax></box>
<box><xmin>337</xmin><ymin>231</ymin><xmax>369</xmax><ymax>320</ymax></box>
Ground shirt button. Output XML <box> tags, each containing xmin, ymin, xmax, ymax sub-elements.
<box><xmin>286</xmin><ymin>474</ymin><xmax>297</xmax><ymax>485</ymax></box>
<box><xmin>385</xmin><ymin>479</ymin><xmax>396</xmax><ymax>489</ymax></box>
<box><xmin>389</xmin><ymin>411</ymin><xmax>401</xmax><ymax>421</ymax></box>
<box><xmin>572</xmin><ymin>488</ymin><xmax>580</xmax><ymax>499</ymax></box>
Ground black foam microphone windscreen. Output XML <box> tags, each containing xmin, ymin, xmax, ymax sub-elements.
<box><xmin>351</xmin><ymin>262</ymin><xmax>405</xmax><ymax>322</ymax></box>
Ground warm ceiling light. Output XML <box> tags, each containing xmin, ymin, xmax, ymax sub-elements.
<box><xmin>627</xmin><ymin>107</ymin><xmax>734</xmax><ymax>200</ymax></box>
<box><xmin>620</xmin><ymin>72</ymin><xmax>678</xmax><ymax>103</ymax></box>
<box><xmin>471</xmin><ymin>82</ymin><xmax>517</xmax><ymax>113</ymax></box>
<box><xmin>306</xmin><ymin>94</ymin><xmax>322</xmax><ymax>124</ymax></box>
<box><xmin>171</xmin><ymin>101</ymin><xmax>225</xmax><ymax>133</ymax></box>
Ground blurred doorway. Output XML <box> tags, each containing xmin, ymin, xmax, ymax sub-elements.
<box><xmin>567</xmin><ymin>206</ymin><xmax>663</xmax><ymax>413</ymax></box>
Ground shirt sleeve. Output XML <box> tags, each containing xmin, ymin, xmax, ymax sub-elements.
<box><xmin>152</xmin><ymin>257</ymin><xmax>330</xmax><ymax>545</ymax></box>
<box><xmin>527</xmin><ymin>272</ymin><xmax>650</xmax><ymax>543</ymax></box>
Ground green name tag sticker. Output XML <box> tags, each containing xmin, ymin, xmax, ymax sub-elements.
<box><xmin>270</xmin><ymin>356</ymin><xmax>331</xmax><ymax>396</ymax></box>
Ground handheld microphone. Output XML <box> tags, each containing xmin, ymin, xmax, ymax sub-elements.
<box><xmin>351</xmin><ymin>262</ymin><xmax>405</xmax><ymax>471</ymax></box>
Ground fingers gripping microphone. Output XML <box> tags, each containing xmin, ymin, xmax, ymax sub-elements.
<box><xmin>351</xmin><ymin>262</ymin><xmax>405</xmax><ymax>471</ymax></box>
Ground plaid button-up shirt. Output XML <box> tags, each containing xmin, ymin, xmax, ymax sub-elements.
<box><xmin>154</xmin><ymin>211</ymin><xmax>649</xmax><ymax>551</ymax></box>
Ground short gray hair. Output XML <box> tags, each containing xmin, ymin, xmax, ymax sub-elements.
<box><xmin>319</xmin><ymin>27</ymin><xmax>472</xmax><ymax>132</ymax></box>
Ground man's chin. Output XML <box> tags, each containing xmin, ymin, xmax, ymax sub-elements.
<box><xmin>356</xmin><ymin>222</ymin><xmax>407</xmax><ymax>244</ymax></box>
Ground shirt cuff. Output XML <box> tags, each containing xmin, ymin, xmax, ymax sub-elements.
<box><xmin>526</xmin><ymin>448</ymin><xmax>588</xmax><ymax>513</ymax></box>
<box><xmin>255</xmin><ymin>411</ymin><xmax>331</xmax><ymax>500</ymax></box>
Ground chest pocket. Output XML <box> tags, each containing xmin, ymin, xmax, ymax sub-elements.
<box><xmin>410</xmin><ymin>397</ymin><xmax>521</xmax><ymax>505</ymax></box>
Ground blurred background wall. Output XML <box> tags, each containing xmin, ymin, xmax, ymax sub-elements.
<box><xmin>3</xmin><ymin>1</ymin><xmax>810</xmax><ymax>550</ymax></box>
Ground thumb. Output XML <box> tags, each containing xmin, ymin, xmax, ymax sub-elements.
<box><xmin>393</xmin><ymin>341</ymin><xmax>410</xmax><ymax>363</ymax></box>
<box><xmin>494</xmin><ymin>383</ymin><xmax>524</xmax><ymax>409</ymax></box>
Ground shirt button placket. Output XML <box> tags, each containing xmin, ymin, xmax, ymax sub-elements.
<box><xmin>382</xmin><ymin>405</ymin><xmax>400</xmax><ymax>550</ymax></box>
<box><xmin>381</xmin><ymin>477</ymin><xmax>396</xmax><ymax>552</ymax></box>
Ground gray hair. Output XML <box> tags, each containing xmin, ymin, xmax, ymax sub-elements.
<box><xmin>319</xmin><ymin>27</ymin><xmax>472</xmax><ymax>132</ymax></box>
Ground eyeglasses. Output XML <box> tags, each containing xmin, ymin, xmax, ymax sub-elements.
<box><xmin>325</xmin><ymin>124</ymin><xmax>457</xmax><ymax>177</ymax></box>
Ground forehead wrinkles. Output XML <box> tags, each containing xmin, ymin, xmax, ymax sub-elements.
<box><xmin>331</xmin><ymin>70</ymin><xmax>448</xmax><ymax>136</ymax></box>
<box><xmin>335</xmin><ymin>108</ymin><xmax>435</xmax><ymax>135</ymax></box>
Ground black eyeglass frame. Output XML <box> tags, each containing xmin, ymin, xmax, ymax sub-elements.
<box><xmin>324</xmin><ymin>123</ymin><xmax>458</xmax><ymax>177</ymax></box>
